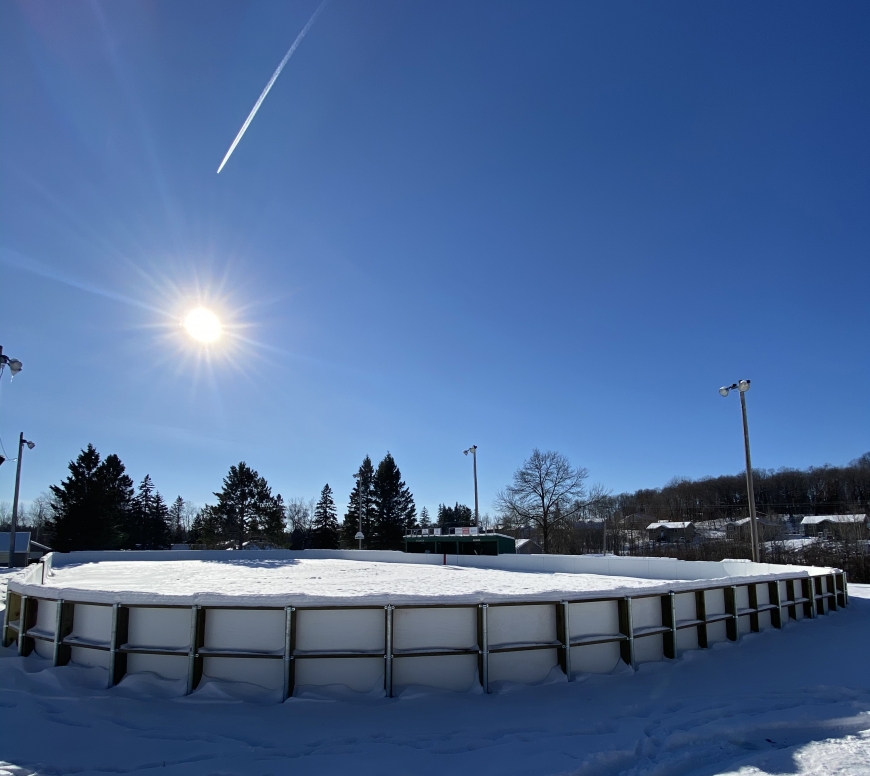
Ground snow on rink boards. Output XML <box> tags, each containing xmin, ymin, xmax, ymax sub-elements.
<box><xmin>3</xmin><ymin>551</ymin><xmax>846</xmax><ymax>699</ymax></box>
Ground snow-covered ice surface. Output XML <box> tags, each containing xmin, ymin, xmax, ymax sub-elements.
<box><xmin>27</xmin><ymin>557</ymin><xmax>698</xmax><ymax>605</ymax></box>
<box><xmin>2</xmin><ymin>582</ymin><xmax>869</xmax><ymax>775</ymax></box>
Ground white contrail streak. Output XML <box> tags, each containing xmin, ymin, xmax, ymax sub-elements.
<box><xmin>217</xmin><ymin>0</ymin><xmax>329</xmax><ymax>174</ymax></box>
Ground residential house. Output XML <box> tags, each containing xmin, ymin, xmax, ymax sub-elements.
<box><xmin>725</xmin><ymin>518</ymin><xmax>785</xmax><ymax>542</ymax></box>
<box><xmin>646</xmin><ymin>522</ymin><xmax>695</xmax><ymax>543</ymax></box>
<box><xmin>800</xmin><ymin>514</ymin><xmax>867</xmax><ymax>539</ymax></box>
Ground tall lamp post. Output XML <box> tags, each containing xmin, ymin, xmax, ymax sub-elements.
<box><xmin>9</xmin><ymin>433</ymin><xmax>36</xmax><ymax>568</ymax></box>
<box><xmin>463</xmin><ymin>445</ymin><xmax>479</xmax><ymax>526</ymax></box>
<box><xmin>353</xmin><ymin>472</ymin><xmax>365</xmax><ymax>550</ymax></box>
<box><xmin>719</xmin><ymin>380</ymin><xmax>760</xmax><ymax>563</ymax></box>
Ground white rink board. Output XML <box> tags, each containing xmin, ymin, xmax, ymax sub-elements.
<box><xmin>5</xmin><ymin>550</ymin><xmax>842</xmax><ymax>698</ymax></box>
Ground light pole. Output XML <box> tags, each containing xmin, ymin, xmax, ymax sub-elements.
<box><xmin>9</xmin><ymin>433</ymin><xmax>36</xmax><ymax>568</ymax></box>
<box><xmin>719</xmin><ymin>380</ymin><xmax>760</xmax><ymax>563</ymax></box>
<box><xmin>353</xmin><ymin>472</ymin><xmax>365</xmax><ymax>550</ymax></box>
<box><xmin>463</xmin><ymin>445</ymin><xmax>479</xmax><ymax>526</ymax></box>
<box><xmin>0</xmin><ymin>345</ymin><xmax>24</xmax><ymax>466</ymax></box>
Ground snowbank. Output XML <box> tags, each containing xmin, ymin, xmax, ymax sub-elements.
<box><xmin>1</xmin><ymin>586</ymin><xmax>867</xmax><ymax>775</ymax></box>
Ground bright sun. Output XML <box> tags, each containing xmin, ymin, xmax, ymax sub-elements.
<box><xmin>184</xmin><ymin>307</ymin><xmax>222</xmax><ymax>343</ymax></box>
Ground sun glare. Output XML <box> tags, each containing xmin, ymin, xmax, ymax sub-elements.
<box><xmin>184</xmin><ymin>307</ymin><xmax>222</xmax><ymax>343</ymax></box>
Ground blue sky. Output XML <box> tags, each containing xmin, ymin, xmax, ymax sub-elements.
<box><xmin>1</xmin><ymin>1</ymin><xmax>868</xmax><ymax>517</ymax></box>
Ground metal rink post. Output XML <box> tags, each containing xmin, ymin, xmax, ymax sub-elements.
<box><xmin>53</xmin><ymin>599</ymin><xmax>65</xmax><ymax>666</ymax></box>
<box><xmin>53</xmin><ymin>601</ymin><xmax>73</xmax><ymax>667</ymax></box>
<box><xmin>694</xmin><ymin>590</ymin><xmax>708</xmax><ymax>649</ymax></box>
<box><xmin>186</xmin><ymin>605</ymin><xmax>204</xmax><ymax>695</ymax></box>
<box><xmin>559</xmin><ymin>601</ymin><xmax>572</xmax><ymax>681</ymax></box>
<box><xmin>282</xmin><ymin>606</ymin><xmax>295</xmax><ymax>701</ymax></box>
<box><xmin>17</xmin><ymin>595</ymin><xmax>32</xmax><ymax>656</ymax></box>
<box><xmin>769</xmin><ymin>581</ymin><xmax>782</xmax><ymax>629</ymax></box>
<box><xmin>0</xmin><ymin>592</ymin><xmax>14</xmax><ymax>648</ymax></box>
<box><xmin>108</xmin><ymin>603</ymin><xmax>120</xmax><ymax>688</ymax></box>
<box><xmin>748</xmin><ymin>584</ymin><xmax>760</xmax><ymax>633</ymax></box>
<box><xmin>725</xmin><ymin>586</ymin><xmax>739</xmax><ymax>642</ymax></box>
<box><xmin>478</xmin><ymin>603</ymin><xmax>489</xmax><ymax>693</ymax></box>
<box><xmin>618</xmin><ymin>597</ymin><xmax>635</xmax><ymax>668</ymax></box>
<box><xmin>384</xmin><ymin>605</ymin><xmax>394</xmax><ymax>698</ymax></box>
<box><xmin>661</xmin><ymin>592</ymin><xmax>677</xmax><ymax>659</ymax></box>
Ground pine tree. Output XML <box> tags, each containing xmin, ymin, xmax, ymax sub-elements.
<box><xmin>371</xmin><ymin>452</ymin><xmax>416</xmax><ymax>550</ymax></box>
<box><xmin>419</xmin><ymin>506</ymin><xmax>431</xmax><ymax>529</ymax></box>
<box><xmin>50</xmin><ymin>445</ymin><xmax>134</xmax><ymax>551</ymax></box>
<box><xmin>168</xmin><ymin>496</ymin><xmax>186</xmax><ymax>543</ymax></box>
<box><xmin>311</xmin><ymin>484</ymin><xmax>340</xmax><ymax>549</ymax></box>
<box><xmin>437</xmin><ymin>502</ymin><xmax>472</xmax><ymax>527</ymax></box>
<box><xmin>189</xmin><ymin>506</ymin><xmax>223</xmax><ymax>547</ymax></box>
<box><xmin>128</xmin><ymin>475</ymin><xmax>171</xmax><ymax>550</ymax></box>
<box><xmin>207</xmin><ymin>462</ymin><xmax>283</xmax><ymax>548</ymax></box>
<box><xmin>259</xmin><ymin>493</ymin><xmax>287</xmax><ymax>547</ymax></box>
<box><xmin>343</xmin><ymin>456</ymin><xmax>376</xmax><ymax>547</ymax></box>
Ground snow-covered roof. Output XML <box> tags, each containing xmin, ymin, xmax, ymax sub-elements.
<box><xmin>647</xmin><ymin>522</ymin><xmax>693</xmax><ymax>530</ymax></box>
<box><xmin>730</xmin><ymin>518</ymin><xmax>780</xmax><ymax>527</ymax></box>
<box><xmin>800</xmin><ymin>514</ymin><xmax>866</xmax><ymax>525</ymax></box>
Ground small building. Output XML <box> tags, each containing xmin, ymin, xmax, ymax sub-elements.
<box><xmin>404</xmin><ymin>527</ymin><xmax>516</xmax><ymax>555</ymax></box>
<box><xmin>725</xmin><ymin>518</ymin><xmax>785</xmax><ymax>542</ymax></box>
<box><xmin>0</xmin><ymin>532</ymin><xmax>50</xmax><ymax>566</ymax></box>
<box><xmin>800</xmin><ymin>514</ymin><xmax>867</xmax><ymax>539</ymax></box>
<box><xmin>515</xmin><ymin>538</ymin><xmax>543</xmax><ymax>555</ymax></box>
<box><xmin>647</xmin><ymin>522</ymin><xmax>695</xmax><ymax>543</ymax></box>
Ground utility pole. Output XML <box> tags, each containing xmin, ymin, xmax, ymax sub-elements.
<box><xmin>9</xmin><ymin>433</ymin><xmax>35</xmax><ymax>568</ymax></box>
<box><xmin>719</xmin><ymin>380</ymin><xmax>760</xmax><ymax>563</ymax></box>
<box><xmin>463</xmin><ymin>446</ymin><xmax>479</xmax><ymax>525</ymax></box>
<box><xmin>353</xmin><ymin>472</ymin><xmax>365</xmax><ymax>550</ymax></box>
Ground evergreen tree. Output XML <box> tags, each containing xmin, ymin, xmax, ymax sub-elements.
<box><xmin>311</xmin><ymin>484</ymin><xmax>340</xmax><ymax>549</ymax></box>
<box><xmin>128</xmin><ymin>475</ymin><xmax>171</xmax><ymax>550</ymax></box>
<box><xmin>207</xmin><ymin>462</ymin><xmax>283</xmax><ymax>548</ymax></box>
<box><xmin>343</xmin><ymin>456</ymin><xmax>376</xmax><ymax>547</ymax></box>
<box><xmin>49</xmin><ymin>445</ymin><xmax>134</xmax><ymax>551</ymax></box>
<box><xmin>168</xmin><ymin>496</ymin><xmax>186</xmax><ymax>543</ymax></box>
<box><xmin>189</xmin><ymin>505</ymin><xmax>223</xmax><ymax>547</ymax></box>
<box><xmin>419</xmin><ymin>506</ymin><xmax>431</xmax><ymax>529</ymax></box>
<box><xmin>259</xmin><ymin>493</ymin><xmax>287</xmax><ymax>547</ymax></box>
<box><xmin>371</xmin><ymin>452</ymin><xmax>416</xmax><ymax>550</ymax></box>
<box><xmin>437</xmin><ymin>502</ymin><xmax>473</xmax><ymax>527</ymax></box>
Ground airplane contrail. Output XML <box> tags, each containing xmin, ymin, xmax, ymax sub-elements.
<box><xmin>217</xmin><ymin>0</ymin><xmax>329</xmax><ymax>174</ymax></box>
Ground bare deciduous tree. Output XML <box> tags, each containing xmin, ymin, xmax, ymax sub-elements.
<box><xmin>495</xmin><ymin>449</ymin><xmax>607</xmax><ymax>553</ymax></box>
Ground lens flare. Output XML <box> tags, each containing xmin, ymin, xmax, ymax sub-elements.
<box><xmin>184</xmin><ymin>307</ymin><xmax>222</xmax><ymax>343</ymax></box>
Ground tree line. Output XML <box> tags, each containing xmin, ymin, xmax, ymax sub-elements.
<box><xmin>18</xmin><ymin>445</ymin><xmax>420</xmax><ymax>553</ymax></box>
<box><xmin>40</xmin><ymin>444</ymin><xmax>189</xmax><ymax>552</ymax></box>
<box><xmin>611</xmin><ymin>452</ymin><xmax>870</xmax><ymax>522</ymax></box>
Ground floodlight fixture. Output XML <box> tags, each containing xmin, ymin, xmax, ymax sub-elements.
<box><xmin>0</xmin><ymin>345</ymin><xmax>23</xmax><ymax>378</ymax></box>
<box><xmin>25</xmin><ymin>440</ymin><xmax>35</xmax><ymax>450</ymax></box>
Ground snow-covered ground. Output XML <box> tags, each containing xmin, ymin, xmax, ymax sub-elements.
<box><xmin>1</xmin><ymin>582</ymin><xmax>869</xmax><ymax>774</ymax></box>
<box><xmin>0</xmin><ymin>567</ymin><xmax>24</xmax><ymax>610</ymax></box>
<box><xmin>29</xmin><ymin>557</ymin><xmax>692</xmax><ymax>606</ymax></box>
